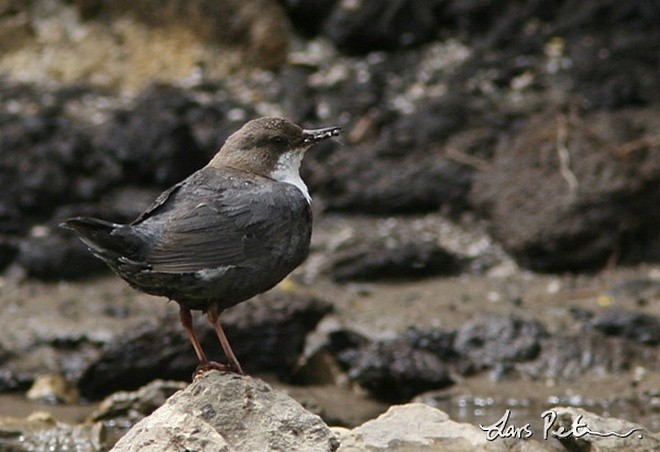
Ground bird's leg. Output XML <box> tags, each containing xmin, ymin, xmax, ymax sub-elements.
<box><xmin>179</xmin><ymin>307</ymin><xmax>208</xmax><ymax>363</ymax></box>
<box><xmin>207</xmin><ymin>306</ymin><xmax>244</xmax><ymax>374</ymax></box>
<box><xmin>180</xmin><ymin>306</ymin><xmax>232</xmax><ymax>377</ymax></box>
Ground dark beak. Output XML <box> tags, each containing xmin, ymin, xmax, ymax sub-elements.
<box><xmin>302</xmin><ymin>126</ymin><xmax>341</xmax><ymax>144</ymax></box>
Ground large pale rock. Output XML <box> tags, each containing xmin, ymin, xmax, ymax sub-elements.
<box><xmin>334</xmin><ymin>403</ymin><xmax>555</xmax><ymax>452</ymax></box>
<box><xmin>545</xmin><ymin>407</ymin><xmax>659</xmax><ymax>452</ymax></box>
<box><xmin>111</xmin><ymin>372</ymin><xmax>339</xmax><ymax>452</ymax></box>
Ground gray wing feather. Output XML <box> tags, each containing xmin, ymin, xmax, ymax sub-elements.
<box><xmin>135</xmin><ymin>169</ymin><xmax>305</xmax><ymax>273</ymax></box>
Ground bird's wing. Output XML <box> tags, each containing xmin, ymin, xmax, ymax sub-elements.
<box><xmin>131</xmin><ymin>180</ymin><xmax>186</xmax><ymax>225</ymax></box>
<box><xmin>136</xmin><ymin>170</ymin><xmax>309</xmax><ymax>273</ymax></box>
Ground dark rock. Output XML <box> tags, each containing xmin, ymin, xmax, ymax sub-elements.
<box><xmin>0</xmin><ymin>83</ymin><xmax>105</xmax><ymax>234</ymax></box>
<box><xmin>470</xmin><ymin>109</ymin><xmax>660</xmax><ymax>272</ymax></box>
<box><xmin>94</xmin><ymin>84</ymin><xmax>254</xmax><ymax>188</ymax></box>
<box><xmin>589</xmin><ymin>310</ymin><xmax>660</xmax><ymax>346</ymax></box>
<box><xmin>331</xmin><ymin>240</ymin><xmax>464</xmax><ymax>282</ymax></box>
<box><xmin>338</xmin><ymin>339</ymin><xmax>454</xmax><ymax>402</ymax></box>
<box><xmin>304</xmin><ymin>99</ymin><xmax>475</xmax><ymax>214</ymax></box>
<box><xmin>16</xmin><ymin>229</ymin><xmax>108</xmax><ymax>279</ymax></box>
<box><xmin>280</xmin><ymin>0</ymin><xmax>338</xmax><ymax>36</ymax></box>
<box><xmin>0</xmin><ymin>238</ymin><xmax>18</xmax><ymax>271</ymax></box>
<box><xmin>97</xmin><ymin>186</ymin><xmax>165</xmax><ymax>223</ymax></box>
<box><xmin>441</xmin><ymin>0</ymin><xmax>660</xmax><ymax>108</ymax></box>
<box><xmin>323</xmin><ymin>0</ymin><xmax>440</xmax><ymax>54</ymax></box>
<box><xmin>78</xmin><ymin>291</ymin><xmax>332</xmax><ymax>398</ymax></box>
<box><xmin>454</xmin><ymin>315</ymin><xmax>548</xmax><ymax>372</ymax></box>
<box><xmin>327</xmin><ymin>329</ymin><xmax>371</xmax><ymax>355</ymax></box>
<box><xmin>77</xmin><ymin>317</ymin><xmax>194</xmax><ymax>399</ymax></box>
<box><xmin>556</xmin><ymin>1</ymin><xmax>660</xmax><ymax>108</ymax></box>
<box><xmin>0</xmin><ymin>368</ymin><xmax>32</xmax><ymax>393</ymax></box>
<box><xmin>111</xmin><ymin>372</ymin><xmax>339</xmax><ymax>452</ymax></box>
<box><xmin>518</xmin><ymin>331</ymin><xmax>658</xmax><ymax>381</ymax></box>
<box><xmin>95</xmin><ymin>84</ymin><xmax>209</xmax><ymax>187</ymax></box>
<box><xmin>220</xmin><ymin>290</ymin><xmax>334</xmax><ymax>374</ymax></box>
<box><xmin>402</xmin><ymin>327</ymin><xmax>457</xmax><ymax>361</ymax></box>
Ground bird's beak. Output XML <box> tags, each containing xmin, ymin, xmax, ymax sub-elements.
<box><xmin>302</xmin><ymin>126</ymin><xmax>341</xmax><ymax>145</ymax></box>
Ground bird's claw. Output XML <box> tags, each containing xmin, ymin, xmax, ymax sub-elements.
<box><xmin>193</xmin><ymin>360</ymin><xmax>242</xmax><ymax>378</ymax></box>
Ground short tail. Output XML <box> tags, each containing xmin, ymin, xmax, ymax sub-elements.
<box><xmin>60</xmin><ymin>217</ymin><xmax>130</xmax><ymax>259</ymax></box>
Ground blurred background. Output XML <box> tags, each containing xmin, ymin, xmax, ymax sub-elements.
<box><xmin>0</xmin><ymin>0</ymin><xmax>658</xmax><ymax>449</ymax></box>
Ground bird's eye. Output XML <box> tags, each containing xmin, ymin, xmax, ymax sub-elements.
<box><xmin>271</xmin><ymin>136</ymin><xmax>287</xmax><ymax>145</ymax></box>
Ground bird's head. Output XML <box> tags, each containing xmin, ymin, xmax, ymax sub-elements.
<box><xmin>209</xmin><ymin>117</ymin><xmax>341</xmax><ymax>184</ymax></box>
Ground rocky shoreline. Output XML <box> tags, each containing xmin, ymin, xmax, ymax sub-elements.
<box><xmin>0</xmin><ymin>0</ymin><xmax>658</xmax><ymax>450</ymax></box>
<box><xmin>2</xmin><ymin>372</ymin><xmax>658</xmax><ymax>451</ymax></box>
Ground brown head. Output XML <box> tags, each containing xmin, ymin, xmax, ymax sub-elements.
<box><xmin>208</xmin><ymin>117</ymin><xmax>341</xmax><ymax>201</ymax></box>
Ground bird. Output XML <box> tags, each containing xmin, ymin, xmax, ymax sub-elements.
<box><xmin>62</xmin><ymin>117</ymin><xmax>341</xmax><ymax>374</ymax></box>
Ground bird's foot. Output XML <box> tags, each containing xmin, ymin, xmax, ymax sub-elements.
<box><xmin>193</xmin><ymin>360</ymin><xmax>242</xmax><ymax>378</ymax></box>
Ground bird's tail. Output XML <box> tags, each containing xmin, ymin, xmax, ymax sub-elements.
<box><xmin>60</xmin><ymin>217</ymin><xmax>128</xmax><ymax>259</ymax></box>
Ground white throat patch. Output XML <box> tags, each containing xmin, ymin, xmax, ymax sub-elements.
<box><xmin>269</xmin><ymin>150</ymin><xmax>311</xmax><ymax>203</ymax></box>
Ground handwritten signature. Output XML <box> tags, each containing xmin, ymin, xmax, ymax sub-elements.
<box><xmin>479</xmin><ymin>409</ymin><xmax>645</xmax><ymax>441</ymax></box>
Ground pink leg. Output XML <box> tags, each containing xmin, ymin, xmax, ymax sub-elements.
<box><xmin>207</xmin><ymin>306</ymin><xmax>244</xmax><ymax>374</ymax></box>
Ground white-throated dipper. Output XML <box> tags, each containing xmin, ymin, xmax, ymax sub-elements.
<box><xmin>62</xmin><ymin>117</ymin><xmax>340</xmax><ymax>374</ymax></box>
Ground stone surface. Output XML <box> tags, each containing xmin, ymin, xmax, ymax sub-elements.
<box><xmin>303</xmin><ymin>102</ymin><xmax>476</xmax><ymax>215</ymax></box>
<box><xmin>331</xmin><ymin>240</ymin><xmax>463</xmax><ymax>282</ymax></box>
<box><xmin>518</xmin><ymin>332</ymin><xmax>659</xmax><ymax>381</ymax></box>
<box><xmin>89</xmin><ymin>380</ymin><xmax>187</xmax><ymax>426</ymax></box>
<box><xmin>111</xmin><ymin>372</ymin><xmax>339</xmax><ymax>452</ymax></box>
<box><xmin>334</xmin><ymin>403</ymin><xmax>529</xmax><ymax>451</ymax></box>
<box><xmin>16</xmin><ymin>229</ymin><xmax>108</xmax><ymax>279</ymax></box>
<box><xmin>323</xmin><ymin>0</ymin><xmax>439</xmax><ymax>54</ymax></box>
<box><xmin>545</xmin><ymin>407</ymin><xmax>660</xmax><ymax>451</ymax></box>
<box><xmin>454</xmin><ymin>315</ymin><xmax>548</xmax><ymax>373</ymax></box>
<box><xmin>589</xmin><ymin>309</ymin><xmax>660</xmax><ymax>346</ymax></box>
<box><xmin>79</xmin><ymin>290</ymin><xmax>332</xmax><ymax>398</ymax></box>
<box><xmin>470</xmin><ymin>109</ymin><xmax>660</xmax><ymax>272</ymax></box>
<box><xmin>337</xmin><ymin>339</ymin><xmax>454</xmax><ymax>402</ymax></box>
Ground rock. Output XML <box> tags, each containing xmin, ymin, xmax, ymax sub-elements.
<box><xmin>220</xmin><ymin>289</ymin><xmax>334</xmax><ymax>374</ymax></box>
<box><xmin>110</xmin><ymin>372</ymin><xmax>339</xmax><ymax>452</ymax></box>
<box><xmin>0</xmin><ymin>82</ymin><xmax>102</xmax><ymax>235</ymax></box>
<box><xmin>0</xmin><ymin>368</ymin><xmax>32</xmax><ymax>393</ymax></box>
<box><xmin>89</xmin><ymin>380</ymin><xmax>187</xmax><ymax>443</ymax></box>
<box><xmin>0</xmin><ymin>412</ymin><xmax>104</xmax><ymax>452</ymax></box>
<box><xmin>589</xmin><ymin>310</ymin><xmax>660</xmax><ymax>346</ymax></box>
<box><xmin>338</xmin><ymin>339</ymin><xmax>454</xmax><ymax>402</ymax></box>
<box><xmin>454</xmin><ymin>315</ymin><xmax>548</xmax><ymax>373</ymax></box>
<box><xmin>518</xmin><ymin>332</ymin><xmax>659</xmax><ymax>381</ymax></box>
<box><xmin>403</xmin><ymin>327</ymin><xmax>457</xmax><ymax>361</ymax></box>
<box><xmin>470</xmin><ymin>109</ymin><xmax>660</xmax><ymax>272</ymax></box>
<box><xmin>79</xmin><ymin>290</ymin><xmax>332</xmax><ymax>398</ymax></box>
<box><xmin>26</xmin><ymin>374</ymin><xmax>79</xmax><ymax>404</ymax></box>
<box><xmin>323</xmin><ymin>0</ymin><xmax>439</xmax><ymax>54</ymax></box>
<box><xmin>95</xmin><ymin>83</ymin><xmax>251</xmax><ymax>187</ymax></box>
<box><xmin>16</xmin><ymin>228</ymin><xmax>108</xmax><ymax>279</ymax></box>
<box><xmin>0</xmin><ymin>238</ymin><xmax>19</xmax><ymax>272</ymax></box>
<box><xmin>544</xmin><ymin>407</ymin><xmax>660</xmax><ymax>451</ymax></box>
<box><xmin>331</xmin><ymin>240</ymin><xmax>463</xmax><ymax>282</ymax></box>
<box><xmin>280</xmin><ymin>0</ymin><xmax>338</xmax><ymax>36</ymax></box>
<box><xmin>334</xmin><ymin>403</ymin><xmax>518</xmax><ymax>451</ymax></box>
<box><xmin>304</xmin><ymin>103</ymin><xmax>475</xmax><ymax>214</ymax></box>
